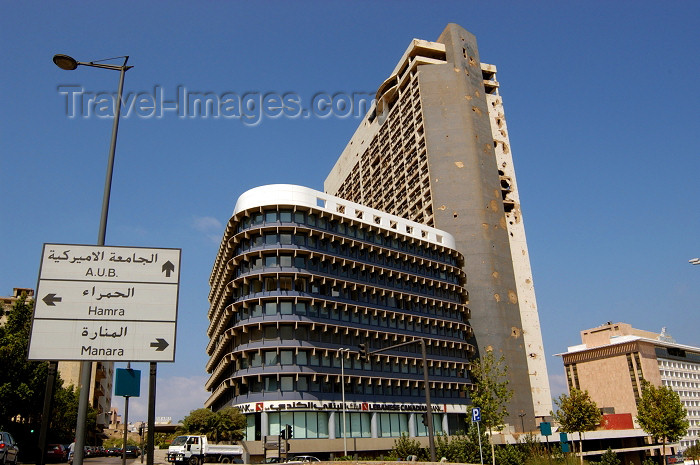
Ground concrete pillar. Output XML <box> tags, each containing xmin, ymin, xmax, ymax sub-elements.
<box><xmin>442</xmin><ymin>414</ymin><xmax>449</xmax><ymax>435</ymax></box>
<box><xmin>408</xmin><ymin>413</ymin><xmax>417</xmax><ymax>437</ymax></box>
<box><xmin>261</xmin><ymin>411</ymin><xmax>269</xmax><ymax>438</ymax></box>
<box><xmin>329</xmin><ymin>411</ymin><xmax>337</xmax><ymax>439</ymax></box>
<box><xmin>371</xmin><ymin>412</ymin><xmax>378</xmax><ymax>438</ymax></box>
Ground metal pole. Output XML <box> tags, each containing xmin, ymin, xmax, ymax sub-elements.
<box><xmin>420</xmin><ymin>339</ymin><xmax>436</xmax><ymax>462</ymax></box>
<box><xmin>38</xmin><ymin>361</ymin><xmax>58</xmax><ymax>465</ymax></box>
<box><xmin>340</xmin><ymin>350</ymin><xmax>348</xmax><ymax>457</ymax></box>
<box><xmin>477</xmin><ymin>421</ymin><xmax>483</xmax><ymax>465</ymax></box>
<box><xmin>147</xmin><ymin>362</ymin><xmax>157</xmax><ymax>465</ymax></box>
<box><xmin>73</xmin><ymin>57</ymin><xmax>130</xmax><ymax>465</ymax></box>
<box><xmin>98</xmin><ymin>63</ymin><xmax>127</xmax><ymax>244</ymax></box>
<box><xmin>122</xmin><ymin>395</ymin><xmax>130</xmax><ymax>465</ymax></box>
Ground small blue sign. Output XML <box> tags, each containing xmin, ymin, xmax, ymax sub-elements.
<box><xmin>472</xmin><ymin>407</ymin><xmax>481</xmax><ymax>422</ymax></box>
<box><xmin>115</xmin><ymin>368</ymin><xmax>141</xmax><ymax>397</ymax></box>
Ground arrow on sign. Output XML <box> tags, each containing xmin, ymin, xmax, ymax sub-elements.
<box><xmin>42</xmin><ymin>293</ymin><xmax>62</xmax><ymax>306</ymax></box>
<box><xmin>150</xmin><ymin>338</ymin><xmax>169</xmax><ymax>351</ymax></box>
<box><xmin>162</xmin><ymin>261</ymin><xmax>175</xmax><ymax>277</ymax></box>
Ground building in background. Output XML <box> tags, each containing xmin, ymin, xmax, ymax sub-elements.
<box><xmin>205</xmin><ymin>185</ymin><xmax>473</xmax><ymax>458</ymax></box>
<box><xmin>325</xmin><ymin>23</ymin><xmax>551</xmax><ymax>428</ymax></box>
<box><xmin>58</xmin><ymin>361</ymin><xmax>113</xmax><ymax>435</ymax></box>
<box><xmin>1</xmin><ymin>287</ymin><xmax>34</xmax><ymax>326</ymax></box>
<box><xmin>558</xmin><ymin>322</ymin><xmax>699</xmax><ymax>451</ymax></box>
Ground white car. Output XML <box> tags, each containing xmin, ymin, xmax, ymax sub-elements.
<box><xmin>285</xmin><ymin>456</ymin><xmax>321</xmax><ymax>464</ymax></box>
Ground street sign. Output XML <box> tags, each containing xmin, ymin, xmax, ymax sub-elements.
<box><xmin>472</xmin><ymin>407</ymin><xmax>481</xmax><ymax>422</ymax></box>
<box><xmin>28</xmin><ymin>243</ymin><xmax>180</xmax><ymax>362</ymax></box>
<box><xmin>115</xmin><ymin>368</ymin><xmax>141</xmax><ymax>397</ymax></box>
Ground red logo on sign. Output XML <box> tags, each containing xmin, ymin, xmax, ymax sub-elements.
<box><xmin>256</xmin><ymin>403</ymin><xmax>264</xmax><ymax>411</ymax></box>
<box><xmin>361</xmin><ymin>403</ymin><xmax>369</xmax><ymax>411</ymax></box>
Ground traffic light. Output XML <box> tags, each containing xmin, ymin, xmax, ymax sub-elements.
<box><xmin>358</xmin><ymin>343</ymin><xmax>368</xmax><ymax>360</ymax></box>
<box><xmin>421</xmin><ymin>413</ymin><xmax>428</xmax><ymax>426</ymax></box>
<box><xmin>280</xmin><ymin>424</ymin><xmax>293</xmax><ymax>440</ymax></box>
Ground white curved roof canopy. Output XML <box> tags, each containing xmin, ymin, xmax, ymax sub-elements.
<box><xmin>233</xmin><ymin>184</ymin><xmax>456</xmax><ymax>249</ymax></box>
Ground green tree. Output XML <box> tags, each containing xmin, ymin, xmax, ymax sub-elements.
<box><xmin>551</xmin><ymin>388</ymin><xmax>602</xmax><ymax>465</ymax></box>
<box><xmin>636</xmin><ymin>380</ymin><xmax>689</xmax><ymax>463</ymax></box>
<box><xmin>180</xmin><ymin>408</ymin><xmax>246</xmax><ymax>443</ymax></box>
<box><xmin>469</xmin><ymin>349</ymin><xmax>513</xmax><ymax>465</ymax></box>
<box><xmin>389</xmin><ymin>433</ymin><xmax>424</xmax><ymax>461</ymax></box>
<box><xmin>181</xmin><ymin>408</ymin><xmax>216</xmax><ymax>436</ymax></box>
<box><xmin>210</xmin><ymin>407</ymin><xmax>246</xmax><ymax>442</ymax></box>
<box><xmin>0</xmin><ymin>293</ymin><xmax>94</xmax><ymax>449</ymax></box>
<box><xmin>596</xmin><ymin>448</ymin><xmax>620</xmax><ymax>465</ymax></box>
<box><xmin>685</xmin><ymin>443</ymin><xmax>700</xmax><ymax>464</ymax></box>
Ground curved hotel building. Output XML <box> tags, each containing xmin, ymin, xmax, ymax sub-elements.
<box><xmin>205</xmin><ymin>185</ymin><xmax>473</xmax><ymax>457</ymax></box>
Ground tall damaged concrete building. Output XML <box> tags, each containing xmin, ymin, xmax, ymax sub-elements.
<box><xmin>325</xmin><ymin>23</ymin><xmax>551</xmax><ymax>428</ymax></box>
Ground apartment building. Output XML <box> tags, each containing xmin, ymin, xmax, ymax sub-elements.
<box><xmin>325</xmin><ymin>23</ymin><xmax>551</xmax><ymax>427</ymax></box>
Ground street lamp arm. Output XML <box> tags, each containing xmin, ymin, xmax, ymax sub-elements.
<box><xmin>79</xmin><ymin>61</ymin><xmax>134</xmax><ymax>71</ymax></box>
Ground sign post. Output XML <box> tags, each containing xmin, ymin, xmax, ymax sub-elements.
<box><xmin>29</xmin><ymin>244</ymin><xmax>180</xmax><ymax>362</ymax></box>
<box><xmin>472</xmin><ymin>407</ymin><xmax>483</xmax><ymax>465</ymax></box>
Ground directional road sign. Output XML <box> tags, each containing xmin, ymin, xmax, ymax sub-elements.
<box><xmin>28</xmin><ymin>243</ymin><xmax>180</xmax><ymax>362</ymax></box>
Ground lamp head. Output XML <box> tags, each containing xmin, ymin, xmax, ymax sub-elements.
<box><xmin>53</xmin><ymin>54</ymin><xmax>79</xmax><ymax>70</ymax></box>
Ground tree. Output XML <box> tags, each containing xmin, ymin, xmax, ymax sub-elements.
<box><xmin>551</xmin><ymin>388</ymin><xmax>602</xmax><ymax>465</ymax></box>
<box><xmin>636</xmin><ymin>380</ymin><xmax>689</xmax><ymax>463</ymax></box>
<box><xmin>180</xmin><ymin>408</ymin><xmax>246</xmax><ymax>443</ymax></box>
<box><xmin>469</xmin><ymin>349</ymin><xmax>513</xmax><ymax>465</ymax></box>
<box><xmin>597</xmin><ymin>448</ymin><xmax>620</xmax><ymax>465</ymax></box>
<box><xmin>685</xmin><ymin>443</ymin><xmax>700</xmax><ymax>464</ymax></box>
<box><xmin>434</xmin><ymin>424</ymin><xmax>489</xmax><ymax>464</ymax></box>
<box><xmin>210</xmin><ymin>407</ymin><xmax>246</xmax><ymax>442</ymax></box>
<box><xmin>181</xmin><ymin>408</ymin><xmax>216</xmax><ymax>436</ymax></box>
<box><xmin>389</xmin><ymin>433</ymin><xmax>424</xmax><ymax>461</ymax></box>
<box><xmin>0</xmin><ymin>293</ymin><xmax>95</xmax><ymax>458</ymax></box>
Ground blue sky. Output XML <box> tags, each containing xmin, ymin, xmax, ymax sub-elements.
<box><xmin>2</xmin><ymin>1</ymin><xmax>699</xmax><ymax>423</ymax></box>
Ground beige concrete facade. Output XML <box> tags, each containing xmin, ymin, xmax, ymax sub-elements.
<box><xmin>324</xmin><ymin>23</ymin><xmax>551</xmax><ymax>428</ymax></box>
<box><xmin>559</xmin><ymin>322</ymin><xmax>700</xmax><ymax>450</ymax></box>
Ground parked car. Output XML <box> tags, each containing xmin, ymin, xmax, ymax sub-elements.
<box><xmin>286</xmin><ymin>456</ymin><xmax>320</xmax><ymax>463</ymax></box>
<box><xmin>0</xmin><ymin>432</ymin><xmax>19</xmax><ymax>465</ymax></box>
<box><xmin>45</xmin><ymin>444</ymin><xmax>67</xmax><ymax>463</ymax></box>
<box><xmin>106</xmin><ymin>447</ymin><xmax>122</xmax><ymax>457</ymax></box>
<box><xmin>124</xmin><ymin>445</ymin><xmax>141</xmax><ymax>458</ymax></box>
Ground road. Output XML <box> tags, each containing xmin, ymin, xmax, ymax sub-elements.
<box><xmin>28</xmin><ymin>450</ymin><xmax>170</xmax><ymax>465</ymax></box>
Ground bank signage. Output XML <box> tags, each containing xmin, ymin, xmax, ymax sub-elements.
<box><xmin>28</xmin><ymin>243</ymin><xmax>180</xmax><ymax>362</ymax></box>
<box><xmin>237</xmin><ymin>401</ymin><xmax>466</xmax><ymax>414</ymax></box>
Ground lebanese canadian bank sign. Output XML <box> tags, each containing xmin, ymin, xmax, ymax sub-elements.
<box><xmin>28</xmin><ymin>243</ymin><xmax>180</xmax><ymax>362</ymax></box>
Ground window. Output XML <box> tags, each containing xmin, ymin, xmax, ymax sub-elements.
<box><xmin>280</xmin><ymin>376</ymin><xmax>294</xmax><ymax>392</ymax></box>
<box><xmin>280</xmin><ymin>277</ymin><xmax>293</xmax><ymax>291</ymax></box>
<box><xmin>280</xmin><ymin>255</ymin><xmax>292</xmax><ymax>267</ymax></box>
<box><xmin>280</xmin><ymin>301</ymin><xmax>293</xmax><ymax>315</ymax></box>
<box><xmin>265</xmin><ymin>351</ymin><xmax>279</xmax><ymax>366</ymax></box>
<box><xmin>280</xmin><ymin>350</ymin><xmax>294</xmax><ymax>365</ymax></box>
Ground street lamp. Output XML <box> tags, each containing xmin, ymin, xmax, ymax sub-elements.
<box><xmin>52</xmin><ymin>54</ymin><xmax>133</xmax><ymax>465</ymax></box>
<box><xmin>339</xmin><ymin>348</ymin><xmax>350</xmax><ymax>458</ymax></box>
<box><xmin>518</xmin><ymin>412</ymin><xmax>527</xmax><ymax>433</ymax></box>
